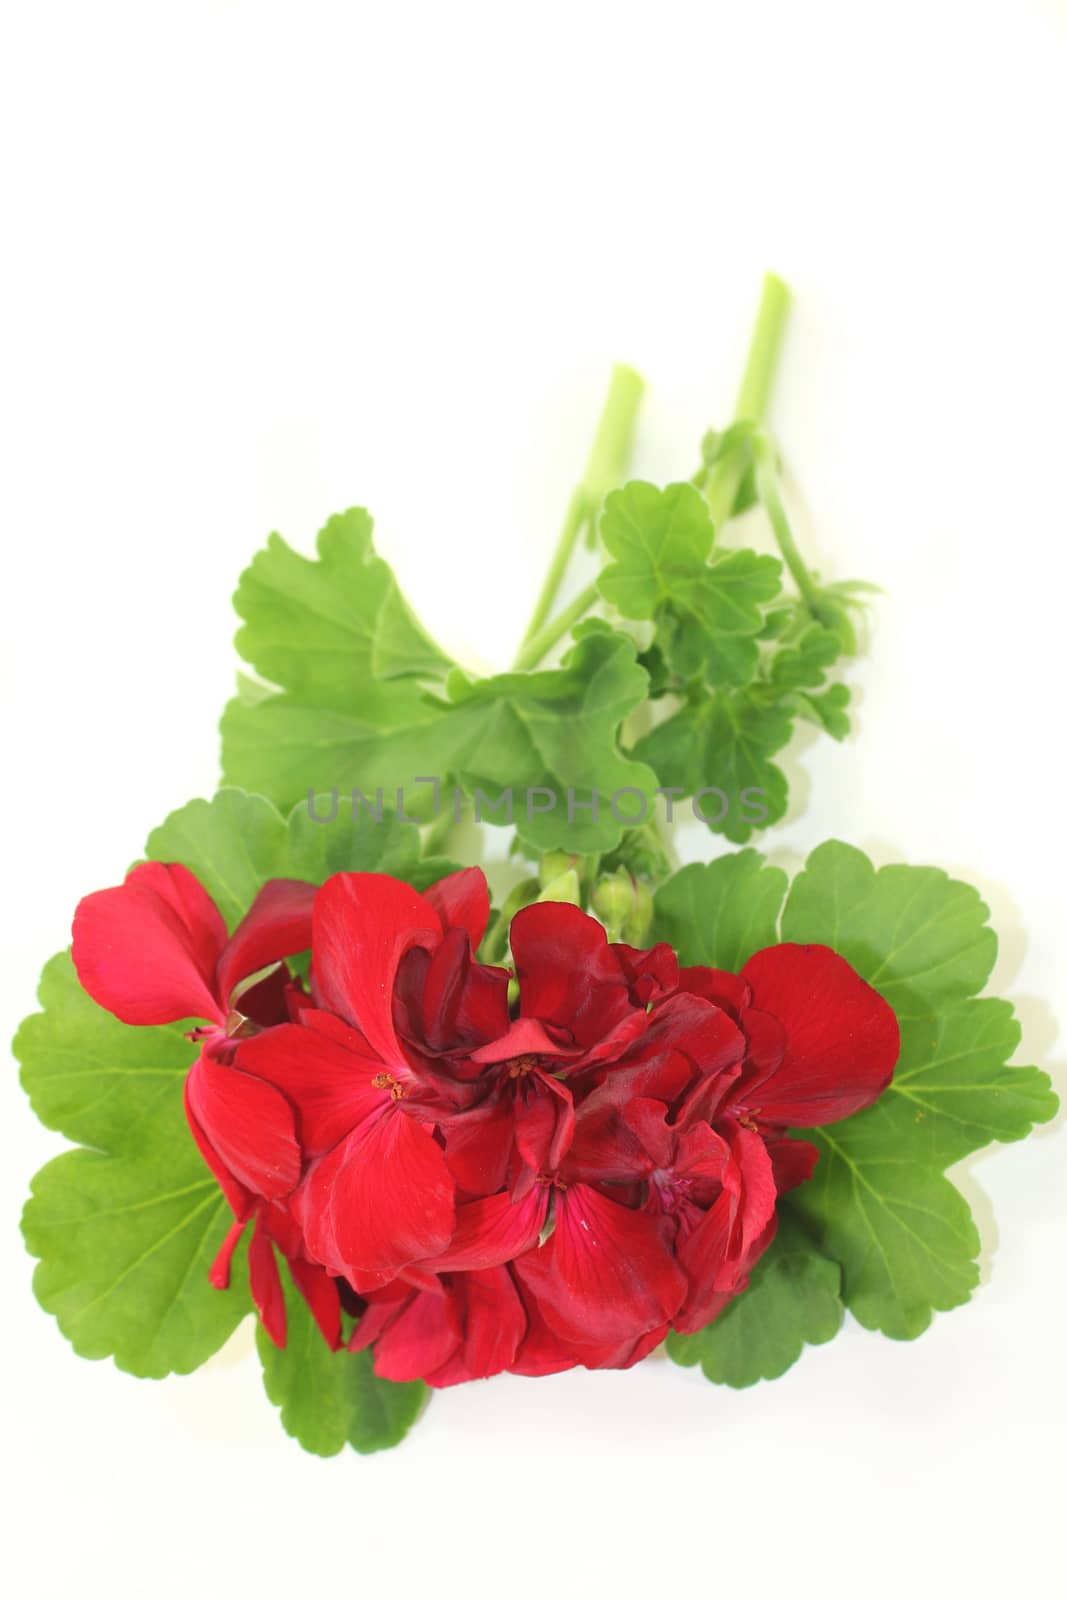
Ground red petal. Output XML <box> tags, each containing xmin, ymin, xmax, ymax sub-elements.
<box><xmin>509</xmin><ymin>902</ymin><xmax>636</xmax><ymax>1047</ymax></box>
<box><xmin>740</xmin><ymin>944</ymin><xmax>900</xmax><ymax>1125</ymax></box>
<box><xmin>515</xmin><ymin>1183</ymin><xmax>686</xmax><ymax>1345</ymax></box>
<box><xmin>72</xmin><ymin>861</ymin><xmax>227</xmax><ymax>1026</ymax></box>
<box><xmin>208</xmin><ymin>1217</ymin><xmax>246</xmax><ymax>1289</ymax></box>
<box><xmin>440</xmin><ymin>1094</ymin><xmax>515</xmax><ymax>1196</ymax></box>
<box><xmin>514</xmin><ymin>1071</ymin><xmax>576</xmax><ymax>1180</ymax></box>
<box><xmin>423</xmin><ymin>867</ymin><xmax>491</xmax><ymax>949</ymax></box>
<box><xmin>311</xmin><ymin>873</ymin><xmax>441</xmax><ymax>1063</ymax></box>
<box><xmin>620</xmin><ymin>1097</ymin><xmax>676</xmax><ymax>1169</ymax></box>
<box><xmin>249</xmin><ymin>1214</ymin><xmax>287</xmax><ymax>1348</ymax></box>
<box><xmin>584</xmin><ymin>992</ymin><xmax>744</xmax><ymax>1114</ymax></box>
<box><xmin>675</xmin><ymin>1121</ymin><xmax>777</xmax><ymax>1333</ymax></box>
<box><xmin>675</xmin><ymin>966</ymin><xmax>751</xmax><ymax>1017</ymax></box>
<box><xmin>424</xmin><ymin>1187</ymin><xmax>548</xmax><ymax>1271</ymax></box>
<box><xmin>565</xmin><ymin>1094</ymin><xmax>653</xmax><ymax>1184</ymax></box>
<box><xmin>765</xmin><ymin>1133</ymin><xmax>819</xmax><ymax>1194</ymax></box>
<box><xmin>416</xmin><ymin>927</ymin><xmax>510</xmax><ymax>1052</ymax></box>
<box><xmin>184</xmin><ymin>1075</ymin><xmax>253</xmax><ymax>1221</ymax></box>
<box><xmin>427</xmin><ymin>1267</ymin><xmax>527</xmax><ymax>1386</ymax></box>
<box><xmin>347</xmin><ymin>1281</ymin><xmax>413</xmax><ymax>1352</ymax></box>
<box><xmin>508</xmin><ymin>1280</ymin><xmax>581</xmax><ymax>1376</ymax></box>
<box><xmin>186</xmin><ymin>1054</ymin><xmax>301</xmax><ymax>1201</ymax></box>
<box><xmin>235</xmin><ymin>1019</ymin><xmax>386</xmax><ymax>1157</ymax></box>
<box><xmin>286</xmin><ymin>1254</ymin><xmax>343</xmax><ymax>1351</ymax></box>
<box><xmin>237</xmin><ymin>962</ymin><xmax>295</xmax><ymax>1029</ymax></box>
<box><xmin>303</xmin><ymin>1110</ymin><xmax>455</xmax><ymax>1276</ymax></box>
<box><xmin>372</xmin><ymin>1284</ymin><xmax>462</xmax><ymax>1382</ymax></box>
<box><xmin>468</xmin><ymin>1015</ymin><xmax>574</xmax><ymax>1066</ymax></box>
<box><xmin>216</xmin><ymin>878</ymin><xmax>316</xmax><ymax>1007</ymax></box>
<box><xmin>574</xmin><ymin>1321</ymin><xmax>671</xmax><ymax>1371</ymax></box>
<box><xmin>614</xmin><ymin>942</ymin><xmax>680</xmax><ymax>1004</ymax></box>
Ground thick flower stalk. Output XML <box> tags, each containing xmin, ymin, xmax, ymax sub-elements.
<box><xmin>72</xmin><ymin>863</ymin><xmax>899</xmax><ymax>1385</ymax></box>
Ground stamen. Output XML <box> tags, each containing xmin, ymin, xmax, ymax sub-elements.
<box><xmin>507</xmin><ymin>1055</ymin><xmax>537</xmax><ymax>1079</ymax></box>
<box><xmin>372</xmin><ymin>1071</ymin><xmax>405</xmax><ymax>1100</ymax></box>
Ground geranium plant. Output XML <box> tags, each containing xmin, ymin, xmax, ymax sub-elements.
<box><xmin>16</xmin><ymin>276</ymin><xmax>1056</xmax><ymax>1455</ymax></box>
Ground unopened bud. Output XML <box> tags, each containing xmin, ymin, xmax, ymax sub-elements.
<box><xmin>537</xmin><ymin>868</ymin><xmax>582</xmax><ymax>907</ymax></box>
<box><xmin>591</xmin><ymin>869</ymin><xmax>634</xmax><ymax>938</ymax></box>
<box><xmin>538</xmin><ymin>850</ymin><xmax>577</xmax><ymax>889</ymax></box>
<box><xmin>622</xmin><ymin>878</ymin><xmax>654</xmax><ymax>946</ymax></box>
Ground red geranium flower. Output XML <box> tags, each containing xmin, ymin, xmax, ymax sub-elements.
<box><xmin>71</xmin><ymin>861</ymin><xmax>337</xmax><ymax>1348</ymax></box>
<box><xmin>70</xmin><ymin>861</ymin><xmax>900</xmax><ymax>1382</ymax></box>
<box><xmin>235</xmin><ymin>867</ymin><xmax>510</xmax><ymax>1289</ymax></box>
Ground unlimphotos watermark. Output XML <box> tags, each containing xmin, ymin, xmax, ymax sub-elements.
<box><xmin>305</xmin><ymin>778</ymin><xmax>768</xmax><ymax>829</ymax></box>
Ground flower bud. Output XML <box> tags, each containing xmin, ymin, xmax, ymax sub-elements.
<box><xmin>538</xmin><ymin>850</ymin><xmax>577</xmax><ymax>889</ymax></box>
<box><xmin>536</xmin><ymin>868</ymin><xmax>582</xmax><ymax>907</ymax></box>
<box><xmin>591</xmin><ymin>869</ymin><xmax>634</xmax><ymax>938</ymax></box>
<box><xmin>622</xmin><ymin>878</ymin><xmax>654</xmax><ymax>946</ymax></box>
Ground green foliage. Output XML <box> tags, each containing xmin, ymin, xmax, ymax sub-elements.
<box><xmin>443</xmin><ymin>623</ymin><xmax>658</xmax><ymax>853</ymax></box>
<box><xmin>632</xmin><ymin>612</ymin><xmax>849</xmax><ymax>844</ymax></box>
<box><xmin>17</xmin><ymin>297</ymin><xmax>1052</xmax><ymax>1443</ymax></box>
<box><xmin>17</xmin><ymin>954</ymin><xmax>247</xmax><ymax>1378</ymax></box>
<box><xmin>780</xmin><ymin>841</ymin><xmax>997</xmax><ymax>1020</ymax></box>
<box><xmin>652</xmin><ymin>850</ymin><xmax>787</xmax><ymax>970</ymax></box>
<box><xmin>234</xmin><ymin>509</ymin><xmax>453</xmax><ymax>700</ymax></box>
<box><xmin>17</xmin><ymin>789</ymin><xmax>443</xmax><ymax>1448</ymax></box>
<box><xmin>666</xmin><ymin>1217</ymin><xmax>843</xmax><ymax>1386</ymax></box>
<box><xmin>593</xmin><ymin>473</ymin><xmax>858</xmax><ymax>843</ymax></box>
<box><xmin>658</xmin><ymin>839</ymin><xmax>1058</xmax><ymax>1377</ymax></box>
<box><xmin>598</xmin><ymin>480</ymin><xmax>781</xmax><ymax>684</ymax></box>
<box><xmin>257</xmin><ymin>1274</ymin><xmax>427</xmax><ymax>1456</ymax></box>
<box><xmin>223</xmin><ymin>512</ymin><xmax>661</xmax><ymax>852</ymax></box>
<box><xmin>635</xmin><ymin>687</ymin><xmax>793</xmax><ymax>842</ymax></box>
<box><xmin>221</xmin><ymin>486</ymin><xmax>859</xmax><ymax>853</ymax></box>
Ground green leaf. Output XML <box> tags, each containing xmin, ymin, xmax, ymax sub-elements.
<box><xmin>777</xmin><ymin>839</ymin><xmax>1056</xmax><ymax>1338</ymax></box>
<box><xmin>223</xmin><ymin>513</ymin><xmax>654</xmax><ymax>853</ymax></box>
<box><xmin>701</xmin><ymin>548</ymin><xmax>784</xmax><ymax>635</ymax></box>
<box><xmin>599</xmin><ymin>480</ymin><xmax>713</xmax><ymax>616</ymax></box>
<box><xmin>786</xmin><ymin>1136</ymin><xmax>982</xmax><ymax>1339</ymax></box>
<box><xmin>631</xmin><ymin>615</ymin><xmax>853</xmax><ymax>843</ymax></box>
<box><xmin>789</xmin><ymin>683</ymin><xmax>851</xmax><ymax>740</ymax></box>
<box><xmin>222</xmin><ymin>510</ymin><xmax>457</xmax><ymax>814</ymax></box>
<box><xmin>284</xmin><ymin>793</ymin><xmax>422</xmax><ymax>882</ymax></box>
<box><xmin>814</xmin><ymin>1001</ymin><xmax>1057</xmax><ymax>1170</ymax></box>
<box><xmin>146</xmin><ymin>789</ymin><xmax>425</xmax><ymax>911</ymax></box>
<box><xmin>18</xmin><ymin>789</ymin><xmax>448</xmax><ymax>1383</ymax></box>
<box><xmin>634</xmin><ymin>689</ymin><xmax>792</xmax><ymax>843</ymax></box>
<box><xmin>648</xmin><ymin>839</ymin><xmax>1057</xmax><ymax>1348</ymax></box>
<box><xmin>765</xmin><ymin>622</ymin><xmax>841</xmax><ymax>693</ymax></box>
<box><xmin>702</xmin><ymin>630</ymin><xmax>762</xmax><ymax>689</ymax></box>
<box><xmin>780</xmin><ymin>839</ymin><xmax>998</xmax><ymax>1020</ymax></box>
<box><xmin>652</xmin><ymin>850</ymin><xmax>787</xmax><ymax>969</ymax></box>
<box><xmin>599</xmin><ymin>482</ymin><xmax>782</xmax><ymax>684</ymax></box>
<box><xmin>666</xmin><ymin>1217</ymin><xmax>843</xmax><ymax>1385</ymax></box>
<box><xmin>234</xmin><ymin>509</ymin><xmax>452</xmax><ymax>701</ymax></box>
<box><xmin>145</xmin><ymin>789</ymin><xmax>290</xmax><ymax>929</ymax></box>
<box><xmin>408</xmin><ymin>855</ymin><xmax>466</xmax><ymax>892</ymax></box>
<box><xmin>257</xmin><ymin>1273</ymin><xmax>427</xmax><ymax>1456</ymax></box>
<box><xmin>18</xmin><ymin>952</ymin><xmax>192</xmax><ymax>1149</ymax></box>
<box><xmin>17</xmin><ymin>955</ymin><xmax>248</xmax><ymax>1377</ymax></box>
<box><xmin>221</xmin><ymin>680</ymin><xmax>455</xmax><ymax>819</ymax></box>
<box><xmin>443</xmin><ymin>623</ymin><xmax>659</xmax><ymax>853</ymax></box>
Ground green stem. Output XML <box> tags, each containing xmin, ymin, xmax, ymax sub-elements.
<box><xmin>421</xmin><ymin>805</ymin><xmax>456</xmax><ymax>857</ymax></box>
<box><xmin>704</xmin><ymin>272</ymin><xmax>791</xmax><ymax>529</ymax></box>
<box><xmin>512</xmin><ymin>580</ymin><xmax>599</xmax><ymax>672</ymax></box>
<box><xmin>752</xmin><ymin>437</ymin><xmax>823</xmax><ymax>614</ymax></box>
<box><xmin>514</xmin><ymin>363</ymin><xmax>644</xmax><ymax>662</ymax></box>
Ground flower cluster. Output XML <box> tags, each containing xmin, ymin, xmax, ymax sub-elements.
<box><xmin>72</xmin><ymin>863</ymin><xmax>899</xmax><ymax>1386</ymax></box>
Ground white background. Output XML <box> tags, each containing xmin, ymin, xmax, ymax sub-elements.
<box><xmin>2</xmin><ymin>2</ymin><xmax>1065</xmax><ymax>1596</ymax></box>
